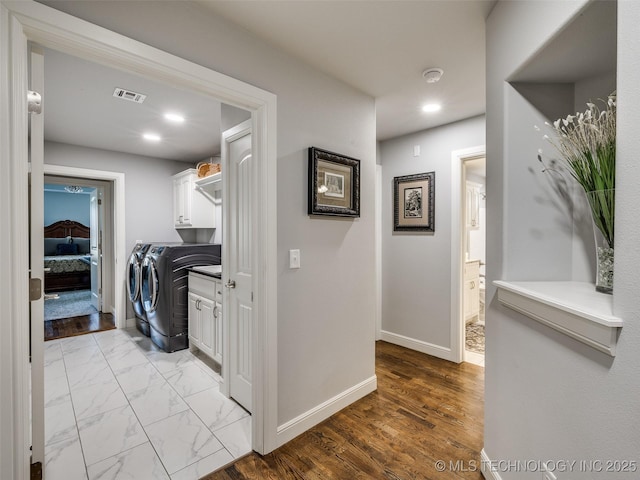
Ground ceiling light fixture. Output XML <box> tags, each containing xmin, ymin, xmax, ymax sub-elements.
<box><xmin>422</xmin><ymin>103</ymin><xmax>442</xmax><ymax>113</ymax></box>
<box><xmin>143</xmin><ymin>132</ymin><xmax>162</xmax><ymax>142</ymax></box>
<box><xmin>164</xmin><ymin>112</ymin><xmax>185</xmax><ymax>123</ymax></box>
<box><xmin>422</xmin><ymin>68</ymin><xmax>444</xmax><ymax>84</ymax></box>
<box><xmin>64</xmin><ymin>185</ymin><xmax>84</xmax><ymax>194</ymax></box>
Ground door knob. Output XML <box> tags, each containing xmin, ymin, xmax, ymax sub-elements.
<box><xmin>225</xmin><ymin>280</ymin><xmax>236</xmax><ymax>289</ymax></box>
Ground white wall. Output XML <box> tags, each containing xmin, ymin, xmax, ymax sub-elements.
<box><xmin>45</xmin><ymin>141</ymin><xmax>186</xmax><ymax>253</ymax></box>
<box><xmin>45</xmin><ymin>141</ymin><xmax>189</xmax><ymax>319</ymax></box>
<box><xmin>380</xmin><ymin>115</ymin><xmax>485</xmax><ymax>356</ymax></box>
<box><xmin>44</xmin><ymin>190</ymin><xmax>90</xmax><ymax>226</ymax></box>
<box><xmin>485</xmin><ymin>2</ymin><xmax>640</xmax><ymax>478</ymax></box>
<box><xmin>40</xmin><ymin>0</ymin><xmax>377</xmax><ymax>432</ymax></box>
<box><xmin>221</xmin><ymin>103</ymin><xmax>251</xmax><ymax>132</ymax></box>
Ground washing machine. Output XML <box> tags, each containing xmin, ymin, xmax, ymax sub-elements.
<box><xmin>127</xmin><ymin>243</ymin><xmax>152</xmax><ymax>336</ymax></box>
<box><xmin>141</xmin><ymin>243</ymin><xmax>221</xmax><ymax>352</ymax></box>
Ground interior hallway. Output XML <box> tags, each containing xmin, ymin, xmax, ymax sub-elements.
<box><xmin>205</xmin><ymin>341</ymin><xmax>484</xmax><ymax>479</ymax></box>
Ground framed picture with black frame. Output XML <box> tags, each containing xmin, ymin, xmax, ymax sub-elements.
<box><xmin>308</xmin><ymin>147</ymin><xmax>360</xmax><ymax>217</ymax></box>
<box><xmin>393</xmin><ymin>172</ymin><xmax>435</xmax><ymax>232</ymax></box>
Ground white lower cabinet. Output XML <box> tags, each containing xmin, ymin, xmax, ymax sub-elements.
<box><xmin>188</xmin><ymin>272</ymin><xmax>222</xmax><ymax>364</ymax></box>
<box><xmin>464</xmin><ymin>260</ymin><xmax>480</xmax><ymax>322</ymax></box>
<box><xmin>213</xmin><ymin>299</ymin><xmax>222</xmax><ymax>364</ymax></box>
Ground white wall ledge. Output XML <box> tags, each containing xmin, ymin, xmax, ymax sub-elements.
<box><xmin>494</xmin><ymin>281</ymin><xmax>622</xmax><ymax>356</ymax></box>
<box><xmin>194</xmin><ymin>171</ymin><xmax>222</xmax><ymax>188</ymax></box>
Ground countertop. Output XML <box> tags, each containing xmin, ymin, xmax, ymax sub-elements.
<box><xmin>189</xmin><ymin>265</ymin><xmax>222</xmax><ymax>279</ymax></box>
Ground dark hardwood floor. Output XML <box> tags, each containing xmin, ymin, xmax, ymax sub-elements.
<box><xmin>204</xmin><ymin>341</ymin><xmax>484</xmax><ymax>480</ymax></box>
<box><xmin>44</xmin><ymin>312</ymin><xmax>115</xmax><ymax>341</ymax></box>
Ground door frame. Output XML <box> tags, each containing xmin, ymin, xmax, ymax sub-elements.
<box><xmin>375</xmin><ymin>164</ymin><xmax>382</xmax><ymax>340</ymax></box>
<box><xmin>1</xmin><ymin>3</ymin><xmax>278</xmax><ymax>476</ymax></box>
<box><xmin>450</xmin><ymin>145</ymin><xmax>486</xmax><ymax>363</ymax></box>
<box><xmin>44</xmin><ymin>169</ymin><xmax>121</xmax><ymax>322</ymax></box>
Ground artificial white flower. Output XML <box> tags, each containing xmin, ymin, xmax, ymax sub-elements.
<box><xmin>538</xmin><ymin>91</ymin><xmax>616</xmax><ymax>251</ymax></box>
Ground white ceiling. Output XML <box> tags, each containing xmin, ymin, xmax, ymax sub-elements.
<box><xmin>198</xmin><ymin>0</ymin><xmax>495</xmax><ymax>140</ymax></box>
<box><xmin>44</xmin><ymin>48</ymin><xmax>223</xmax><ymax>162</ymax></box>
<box><xmin>42</xmin><ymin>1</ymin><xmax>495</xmax><ymax>162</ymax></box>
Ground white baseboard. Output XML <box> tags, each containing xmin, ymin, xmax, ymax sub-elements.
<box><xmin>481</xmin><ymin>448</ymin><xmax>503</xmax><ymax>480</ymax></box>
<box><xmin>276</xmin><ymin>375</ymin><xmax>377</xmax><ymax>447</ymax></box>
<box><xmin>380</xmin><ymin>330</ymin><xmax>454</xmax><ymax>362</ymax></box>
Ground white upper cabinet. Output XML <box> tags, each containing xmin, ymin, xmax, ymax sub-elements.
<box><xmin>173</xmin><ymin>169</ymin><xmax>215</xmax><ymax>229</ymax></box>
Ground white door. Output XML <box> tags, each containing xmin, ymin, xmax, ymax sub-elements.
<box><xmin>90</xmin><ymin>188</ymin><xmax>102</xmax><ymax>310</ymax></box>
<box><xmin>29</xmin><ymin>45</ymin><xmax>46</xmax><ymax>469</ymax></box>
<box><xmin>222</xmin><ymin>120</ymin><xmax>253</xmax><ymax>413</ymax></box>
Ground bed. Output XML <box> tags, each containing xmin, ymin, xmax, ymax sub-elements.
<box><xmin>43</xmin><ymin>220</ymin><xmax>92</xmax><ymax>292</ymax></box>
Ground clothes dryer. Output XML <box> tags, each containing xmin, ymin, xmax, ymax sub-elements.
<box><xmin>127</xmin><ymin>243</ymin><xmax>151</xmax><ymax>336</ymax></box>
<box><xmin>141</xmin><ymin>243</ymin><xmax>221</xmax><ymax>352</ymax></box>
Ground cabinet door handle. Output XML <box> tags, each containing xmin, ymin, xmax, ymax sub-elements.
<box><xmin>196</xmin><ymin>299</ymin><xmax>200</xmax><ymax>310</ymax></box>
<box><xmin>470</xmin><ymin>281</ymin><xmax>475</xmax><ymax>289</ymax></box>
<box><xmin>213</xmin><ymin>305</ymin><xmax>218</xmax><ymax>319</ymax></box>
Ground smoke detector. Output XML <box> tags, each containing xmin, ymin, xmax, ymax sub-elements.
<box><xmin>422</xmin><ymin>68</ymin><xmax>444</xmax><ymax>84</ymax></box>
<box><xmin>113</xmin><ymin>87</ymin><xmax>146</xmax><ymax>104</ymax></box>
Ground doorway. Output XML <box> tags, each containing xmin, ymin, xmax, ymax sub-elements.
<box><xmin>36</xmin><ymin>52</ymin><xmax>254</xmax><ymax>477</ymax></box>
<box><xmin>462</xmin><ymin>158</ymin><xmax>486</xmax><ymax>367</ymax></box>
<box><xmin>450</xmin><ymin>145</ymin><xmax>486</xmax><ymax>365</ymax></box>
<box><xmin>42</xmin><ymin>176</ymin><xmax>115</xmax><ymax>340</ymax></box>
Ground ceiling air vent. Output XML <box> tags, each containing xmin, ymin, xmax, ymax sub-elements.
<box><xmin>113</xmin><ymin>87</ymin><xmax>147</xmax><ymax>104</ymax></box>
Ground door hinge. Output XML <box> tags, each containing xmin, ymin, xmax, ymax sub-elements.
<box><xmin>251</xmin><ymin>292</ymin><xmax>253</xmax><ymax>302</ymax></box>
<box><xmin>28</xmin><ymin>90</ymin><xmax>42</xmax><ymax>114</ymax></box>
<box><xmin>29</xmin><ymin>278</ymin><xmax>42</xmax><ymax>301</ymax></box>
<box><xmin>30</xmin><ymin>461</ymin><xmax>42</xmax><ymax>480</ymax></box>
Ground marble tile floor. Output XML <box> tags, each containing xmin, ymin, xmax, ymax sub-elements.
<box><xmin>44</xmin><ymin>327</ymin><xmax>251</xmax><ymax>480</ymax></box>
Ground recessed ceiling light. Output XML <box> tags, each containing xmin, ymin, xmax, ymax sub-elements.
<box><xmin>422</xmin><ymin>103</ymin><xmax>442</xmax><ymax>113</ymax></box>
<box><xmin>164</xmin><ymin>112</ymin><xmax>185</xmax><ymax>123</ymax></box>
<box><xmin>143</xmin><ymin>132</ymin><xmax>162</xmax><ymax>142</ymax></box>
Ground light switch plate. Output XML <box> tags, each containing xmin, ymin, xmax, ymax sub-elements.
<box><xmin>289</xmin><ymin>249</ymin><xmax>301</xmax><ymax>269</ymax></box>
